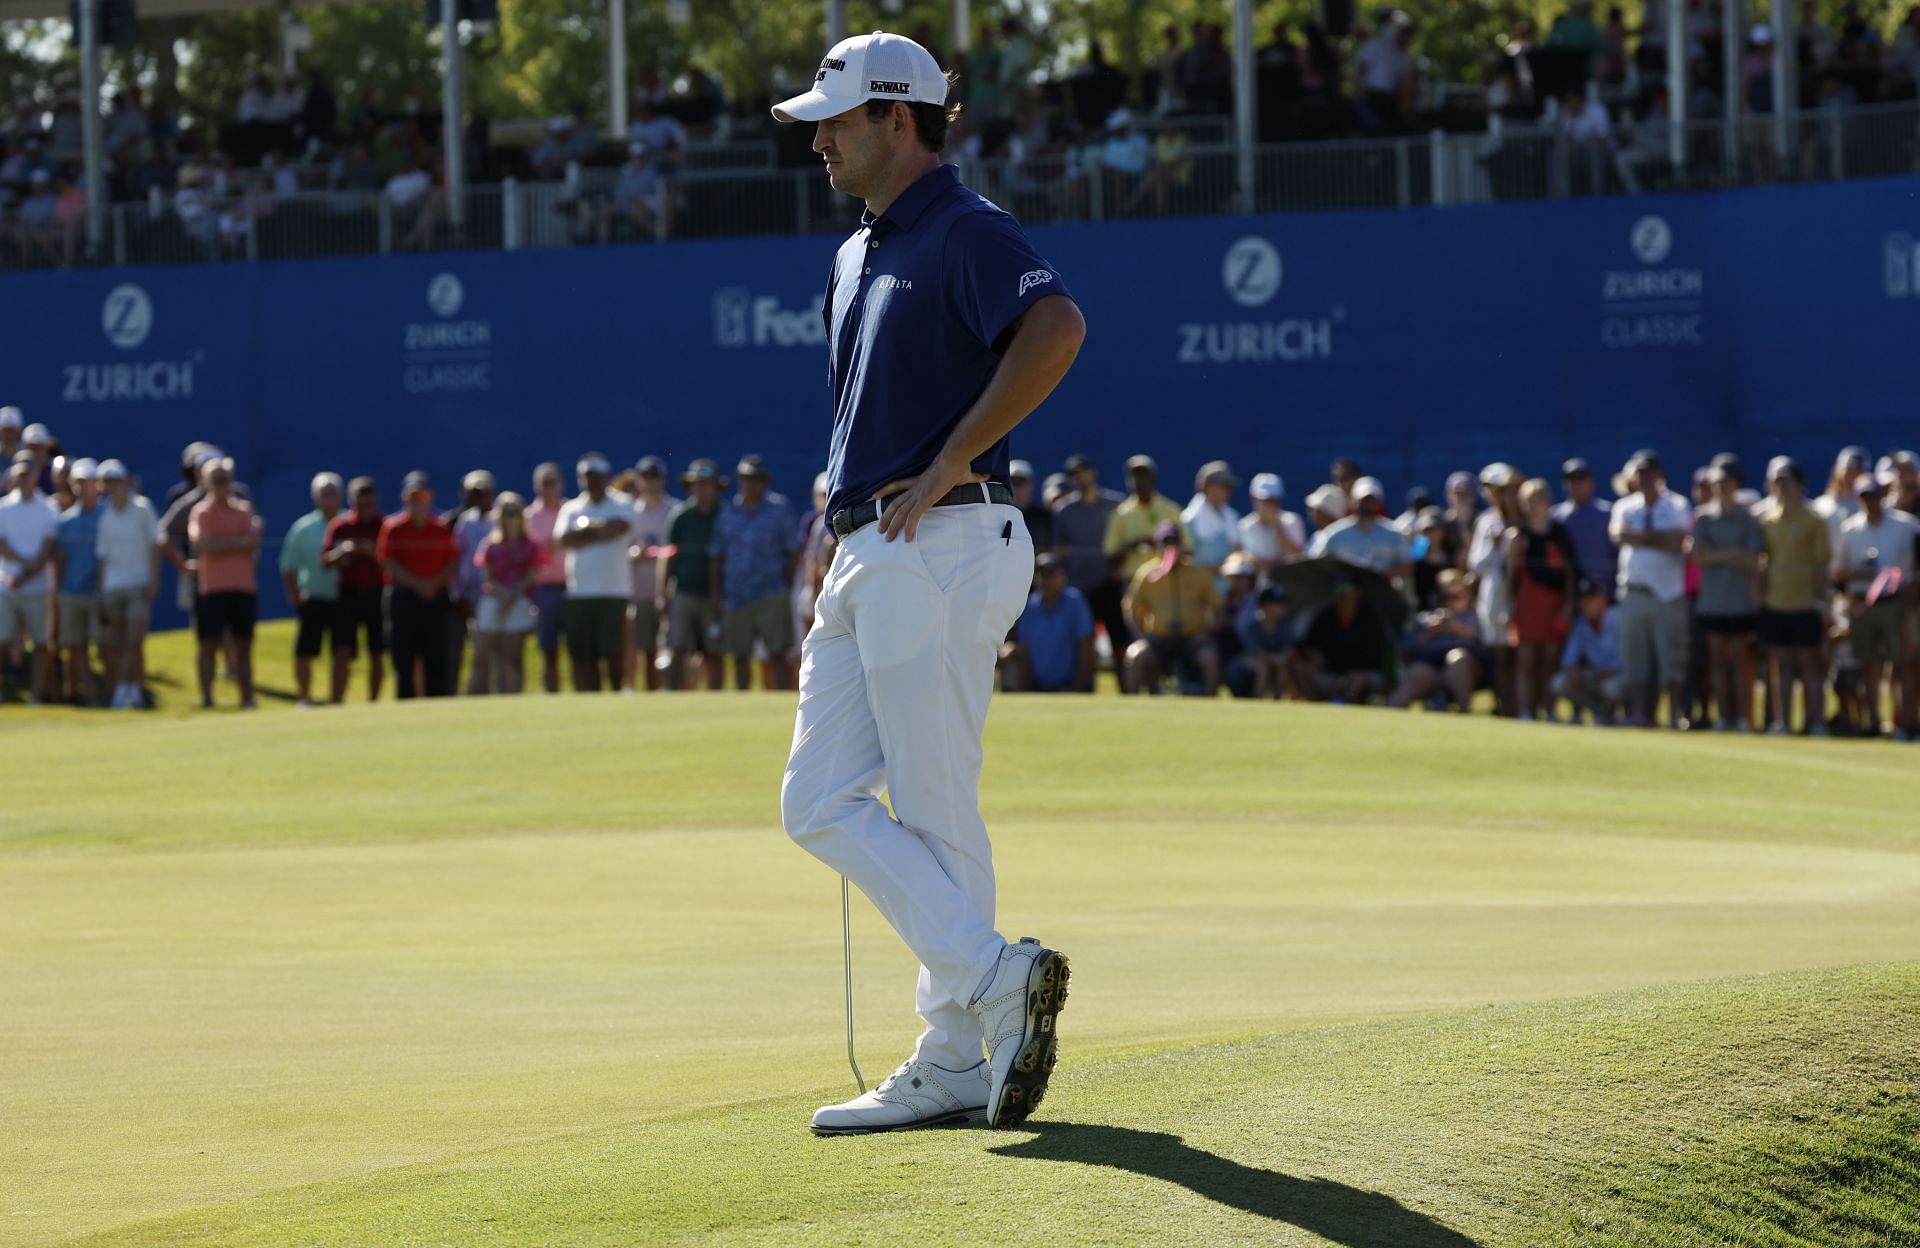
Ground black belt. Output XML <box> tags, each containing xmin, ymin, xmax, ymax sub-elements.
<box><xmin>831</xmin><ymin>481</ymin><xmax>1013</xmax><ymax>540</ymax></box>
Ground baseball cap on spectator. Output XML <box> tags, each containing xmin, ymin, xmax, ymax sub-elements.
<box><xmin>1478</xmin><ymin>462</ymin><xmax>1518</xmax><ymax>489</ymax></box>
<box><xmin>1576</xmin><ymin>576</ymin><xmax>1605</xmax><ymax>598</ymax></box>
<box><xmin>0</xmin><ymin>407</ymin><xmax>21</xmax><ymax>431</ymax></box>
<box><xmin>1710</xmin><ymin>451</ymin><xmax>1745</xmax><ymax>483</ymax></box>
<box><xmin>311</xmin><ymin>471</ymin><xmax>343</xmax><ymax>494</ymax></box>
<box><xmin>636</xmin><ymin>455</ymin><xmax>667</xmax><ymax>477</ymax></box>
<box><xmin>1874</xmin><ymin>456</ymin><xmax>1898</xmax><ymax>487</ymax></box>
<box><xmin>1415</xmin><ymin>505</ymin><xmax>1446</xmax><ymax>530</ymax></box>
<box><xmin>1445</xmin><ymin>470</ymin><xmax>1474</xmax><ymax>496</ymax></box>
<box><xmin>1351</xmin><ymin>476</ymin><xmax>1386</xmax><ymax>504</ymax></box>
<box><xmin>402</xmin><ymin>470</ymin><xmax>432</xmax><ymax>497</ymax></box>
<box><xmin>1034</xmin><ymin>552</ymin><xmax>1065</xmax><ymax>577</ymax></box>
<box><xmin>69</xmin><ymin>457</ymin><xmax>98</xmax><ymax>481</ymax></box>
<box><xmin>462</xmin><ymin>469</ymin><xmax>496</xmax><ymax>492</ymax></box>
<box><xmin>682</xmin><ymin>458</ymin><xmax>729</xmax><ymax>487</ymax></box>
<box><xmin>1008</xmin><ymin>459</ymin><xmax>1034</xmax><ymax>482</ymax></box>
<box><xmin>1221</xmin><ymin>551</ymin><xmax>1257</xmax><ymax>579</ymax></box>
<box><xmin>1249</xmin><ymin>472</ymin><xmax>1285</xmax><ymax>501</ymax></box>
<box><xmin>1105</xmin><ymin>107</ymin><xmax>1134</xmax><ymax>132</ymax></box>
<box><xmin>1890</xmin><ymin>449</ymin><xmax>1919</xmax><ymax>469</ymax></box>
<box><xmin>1064</xmin><ymin>453</ymin><xmax>1095</xmax><ymax>473</ymax></box>
<box><xmin>772</xmin><ymin>31</ymin><xmax>949</xmax><ymax>123</ymax></box>
<box><xmin>577</xmin><ymin>453</ymin><xmax>612</xmax><ymax>477</ymax></box>
<box><xmin>1196</xmin><ymin>460</ymin><xmax>1237</xmax><ymax>490</ymax></box>
<box><xmin>1257</xmin><ymin>584</ymin><xmax>1287</xmax><ymax>607</ymax></box>
<box><xmin>1855</xmin><ymin>473</ymin><xmax>1886</xmax><ymax>497</ymax></box>
<box><xmin>737</xmin><ymin>454</ymin><xmax>771</xmax><ymax>479</ymax></box>
<box><xmin>98</xmin><ymin>459</ymin><xmax>129</xmax><ymax>481</ymax></box>
<box><xmin>1404</xmin><ymin>486</ymin><xmax>1433</xmax><ymax>512</ymax></box>
<box><xmin>1561</xmin><ymin>457</ymin><xmax>1592</xmax><ymax>479</ymax></box>
<box><xmin>1154</xmin><ymin>519</ymin><xmax>1181</xmax><ymax>544</ymax></box>
<box><xmin>1692</xmin><ymin>466</ymin><xmax>1714</xmax><ymax>488</ymax></box>
<box><xmin>1125</xmin><ymin>454</ymin><xmax>1158</xmax><ymax>475</ymax></box>
<box><xmin>1766</xmin><ymin>455</ymin><xmax>1803</xmax><ymax>485</ymax></box>
<box><xmin>1305</xmin><ymin>484</ymin><xmax>1348</xmax><ymax>516</ymax></box>
<box><xmin>196</xmin><ymin>446</ymin><xmax>226</xmax><ymax>469</ymax></box>
<box><xmin>22</xmin><ymin>422</ymin><xmax>50</xmax><ymax>446</ymax></box>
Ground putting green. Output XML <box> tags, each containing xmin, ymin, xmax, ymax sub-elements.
<box><xmin>3</xmin><ymin>689</ymin><xmax>1917</xmax><ymax>1245</ymax></box>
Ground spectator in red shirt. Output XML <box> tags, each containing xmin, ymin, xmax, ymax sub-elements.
<box><xmin>377</xmin><ymin>470</ymin><xmax>457</xmax><ymax>699</ymax></box>
<box><xmin>322</xmin><ymin>476</ymin><xmax>388</xmax><ymax>702</ymax></box>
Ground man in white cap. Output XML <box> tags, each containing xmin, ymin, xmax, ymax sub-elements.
<box><xmin>554</xmin><ymin>453</ymin><xmax>632</xmax><ymax>693</ymax></box>
<box><xmin>51</xmin><ymin>457</ymin><xmax>106</xmax><ymax>705</ymax></box>
<box><xmin>93</xmin><ymin>459</ymin><xmax>162</xmax><ymax>709</ymax></box>
<box><xmin>280</xmin><ymin>472</ymin><xmax>347</xmax><ymax>706</ymax></box>
<box><xmin>1309</xmin><ymin>476</ymin><xmax>1411</xmax><ymax>577</ymax></box>
<box><xmin>770</xmin><ymin>30</ymin><xmax>1087</xmax><ymax>1135</ymax></box>
<box><xmin>0</xmin><ymin>454</ymin><xmax>59</xmax><ymax>703</ymax></box>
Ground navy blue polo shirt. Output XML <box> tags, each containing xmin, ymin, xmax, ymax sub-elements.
<box><xmin>822</xmin><ymin>163</ymin><xmax>1074</xmax><ymax>518</ymax></box>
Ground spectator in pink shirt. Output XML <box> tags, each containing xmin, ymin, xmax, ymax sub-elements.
<box><xmin>522</xmin><ymin>462</ymin><xmax>571</xmax><ymax>693</ymax></box>
<box><xmin>186</xmin><ymin>458</ymin><xmax>262</xmax><ymax>709</ymax></box>
<box><xmin>472</xmin><ymin>491</ymin><xmax>541</xmax><ymax>694</ymax></box>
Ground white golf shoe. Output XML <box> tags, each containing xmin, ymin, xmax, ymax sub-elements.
<box><xmin>970</xmin><ymin>936</ymin><xmax>1070</xmax><ymax>1128</ymax></box>
<box><xmin>809</xmin><ymin>1057</ymin><xmax>991</xmax><ymax>1136</ymax></box>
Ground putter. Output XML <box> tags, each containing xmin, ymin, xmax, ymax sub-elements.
<box><xmin>841</xmin><ymin>875</ymin><xmax>866</xmax><ymax>1094</ymax></box>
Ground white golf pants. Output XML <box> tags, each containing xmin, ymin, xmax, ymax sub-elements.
<box><xmin>781</xmin><ymin>498</ymin><xmax>1034</xmax><ymax>1071</ymax></box>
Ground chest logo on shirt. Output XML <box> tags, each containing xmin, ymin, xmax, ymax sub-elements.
<box><xmin>1018</xmin><ymin>270</ymin><xmax>1054</xmax><ymax>297</ymax></box>
<box><xmin>871</xmin><ymin>276</ymin><xmax>913</xmax><ymax>292</ymax></box>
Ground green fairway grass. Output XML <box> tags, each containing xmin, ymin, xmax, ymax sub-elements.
<box><xmin>3</xmin><ymin>683</ymin><xmax>1918</xmax><ymax>1245</ymax></box>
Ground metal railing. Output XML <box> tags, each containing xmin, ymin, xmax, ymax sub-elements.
<box><xmin>2</xmin><ymin>98</ymin><xmax>1914</xmax><ymax>272</ymax></box>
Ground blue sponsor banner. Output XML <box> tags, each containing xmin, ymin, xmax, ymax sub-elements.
<box><xmin>3</xmin><ymin>175</ymin><xmax>1916</xmax><ymax>625</ymax></box>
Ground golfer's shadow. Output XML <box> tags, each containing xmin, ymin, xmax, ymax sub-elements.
<box><xmin>988</xmin><ymin>1122</ymin><xmax>1483</xmax><ymax>1248</ymax></box>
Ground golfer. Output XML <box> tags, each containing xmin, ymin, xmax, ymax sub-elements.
<box><xmin>773</xmin><ymin>31</ymin><xmax>1087</xmax><ymax>1135</ymax></box>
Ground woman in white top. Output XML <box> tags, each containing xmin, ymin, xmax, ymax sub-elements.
<box><xmin>1811</xmin><ymin>445</ymin><xmax>1867</xmax><ymax>545</ymax></box>
<box><xmin>1181</xmin><ymin>460</ymin><xmax>1242</xmax><ymax>573</ymax></box>
<box><xmin>1236</xmin><ymin>473</ymin><xmax>1307</xmax><ymax>578</ymax></box>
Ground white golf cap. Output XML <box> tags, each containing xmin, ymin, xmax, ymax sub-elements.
<box><xmin>69</xmin><ymin>456</ymin><xmax>99</xmax><ymax>481</ymax></box>
<box><xmin>462</xmin><ymin>468</ymin><xmax>496</xmax><ymax>492</ymax></box>
<box><xmin>577</xmin><ymin>453</ymin><xmax>612</xmax><ymax>476</ymax></box>
<box><xmin>1249</xmin><ymin>472</ymin><xmax>1285</xmax><ymax>501</ymax></box>
<box><xmin>772</xmin><ymin>31</ymin><xmax>948</xmax><ymax>123</ymax></box>
<box><xmin>1351</xmin><ymin>475</ymin><xmax>1386</xmax><ymax>503</ymax></box>
<box><xmin>98</xmin><ymin>458</ymin><xmax>129</xmax><ymax>480</ymax></box>
<box><xmin>22</xmin><ymin>422</ymin><xmax>50</xmax><ymax>444</ymax></box>
<box><xmin>311</xmin><ymin>471</ymin><xmax>344</xmax><ymax>494</ymax></box>
<box><xmin>0</xmin><ymin>406</ymin><xmax>21</xmax><ymax>430</ymax></box>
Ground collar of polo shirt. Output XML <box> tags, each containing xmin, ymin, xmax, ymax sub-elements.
<box><xmin>860</xmin><ymin>163</ymin><xmax>958</xmax><ymax>234</ymax></box>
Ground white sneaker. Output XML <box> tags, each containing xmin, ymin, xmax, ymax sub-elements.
<box><xmin>970</xmin><ymin>936</ymin><xmax>1070</xmax><ymax>1128</ymax></box>
<box><xmin>809</xmin><ymin>1057</ymin><xmax>989</xmax><ymax>1136</ymax></box>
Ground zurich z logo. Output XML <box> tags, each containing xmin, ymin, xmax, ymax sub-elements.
<box><xmin>1018</xmin><ymin>270</ymin><xmax>1054</xmax><ymax>298</ymax></box>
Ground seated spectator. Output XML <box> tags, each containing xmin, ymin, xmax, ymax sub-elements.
<box><xmin>1233</xmin><ymin>583</ymin><xmax>1296</xmax><ymax>699</ymax></box>
<box><xmin>1309</xmin><ymin>477</ymin><xmax>1411</xmax><ymax>577</ymax></box>
<box><xmin>628</xmin><ymin>95</ymin><xmax>687</xmax><ymax>179</ymax></box>
<box><xmin>605</xmin><ymin>142</ymin><xmax>662</xmax><ymax>239</ymax></box>
<box><xmin>1181</xmin><ymin>460</ymin><xmax>1240</xmax><ymax>574</ymax></box>
<box><xmin>1296</xmin><ymin>574</ymin><xmax>1388</xmax><ymax>703</ymax></box>
<box><xmin>1238</xmin><ymin>473</ymin><xmax>1306</xmax><ymax>577</ymax></box>
<box><xmin>1689</xmin><ymin>465</ymin><xmax>1764</xmax><ymax>732</ymax></box>
<box><xmin>13</xmin><ymin>168</ymin><xmax>57</xmax><ymax>266</ymax></box>
<box><xmin>1122</xmin><ymin>520</ymin><xmax>1221</xmax><ymax>695</ymax></box>
<box><xmin>1388</xmin><ymin>568</ymin><xmax>1481</xmax><ymax>710</ymax></box>
<box><xmin>387</xmin><ymin>154</ymin><xmax>445</xmax><ymax>250</ymax></box>
<box><xmin>1552</xmin><ymin>576</ymin><xmax>1625</xmax><ymax>724</ymax></box>
<box><xmin>1001</xmin><ymin>553</ymin><xmax>1094</xmax><ymax>692</ymax></box>
<box><xmin>1507</xmin><ymin>477</ymin><xmax>1577</xmax><ymax>721</ymax></box>
<box><xmin>531</xmin><ymin>117</ymin><xmax>575</xmax><ymax>179</ymax></box>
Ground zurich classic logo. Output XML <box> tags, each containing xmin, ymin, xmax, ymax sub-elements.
<box><xmin>427</xmin><ymin>273</ymin><xmax>465</xmax><ymax>318</ymax></box>
<box><xmin>1221</xmin><ymin>237</ymin><xmax>1283</xmax><ymax>309</ymax></box>
<box><xmin>101</xmin><ymin>284</ymin><xmax>153</xmax><ymax>350</ymax></box>
<box><xmin>1630</xmin><ymin>216</ymin><xmax>1672</xmax><ymax>265</ymax></box>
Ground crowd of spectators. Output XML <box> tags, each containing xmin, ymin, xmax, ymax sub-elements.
<box><xmin>2</xmin><ymin>404</ymin><xmax>1915</xmax><ymax>740</ymax></box>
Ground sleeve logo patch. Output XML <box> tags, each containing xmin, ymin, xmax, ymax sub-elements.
<box><xmin>1018</xmin><ymin>270</ymin><xmax>1055</xmax><ymax>297</ymax></box>
<box><xmin>868</xmin><ymin>79</ymin><xmax>912</xmax><ymax>94</ymax></box>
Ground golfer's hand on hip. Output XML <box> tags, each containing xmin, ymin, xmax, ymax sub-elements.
<box><xmin>873</xmin><ymin>457</ymin><xmax>988</xmax><ymax>544</ymax></box>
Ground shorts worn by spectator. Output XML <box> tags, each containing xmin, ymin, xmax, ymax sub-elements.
<box><xmin>712</xmin><ymin>454</ymin><xmax>800</xmax><ymax>689</ymax></box>
<box><xmin>554</xmin><ymin>454</ymin><xmax>633</xmax><ymax>693</ymax></box>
